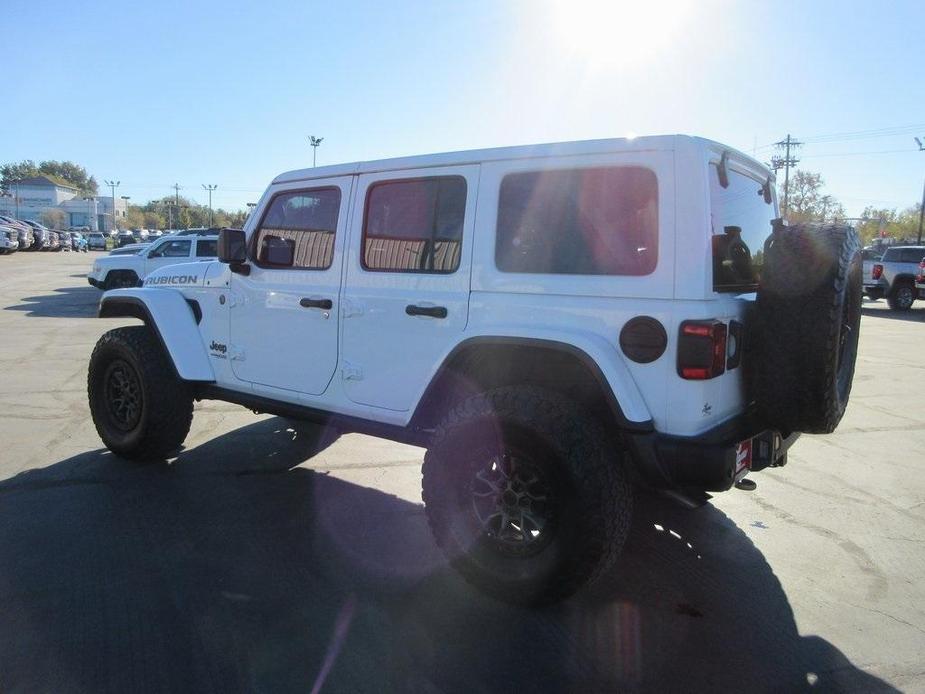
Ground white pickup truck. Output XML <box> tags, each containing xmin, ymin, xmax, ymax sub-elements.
<box><xmin>88</xmin><ymin>235</ymin><xmax>218</xmax><ymax>290</ymax></box>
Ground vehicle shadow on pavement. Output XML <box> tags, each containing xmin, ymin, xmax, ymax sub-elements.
<box><xmin>4</xmin><ymin>285</ymin><xmax>99</xmax><ymax>318</ymax></box>
<box><xmin>861</xmin><ymin>305</ymin><xmax>925</xmax><ymax>323</ymax></box>
<box><xmin>0</xmin><ymin>418</ymin><xmax>896</xmax><ymax>693</ymax></box>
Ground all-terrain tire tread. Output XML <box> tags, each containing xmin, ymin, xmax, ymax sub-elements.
<box><xmin>88</xmin><ymin>326</ymin><xmax>193</xmax><ymax>460</ymax></box>
<box><xmin>422</xmin><ymin>386</ymin><xmax>632</xmax><ymax>604</ymax></box>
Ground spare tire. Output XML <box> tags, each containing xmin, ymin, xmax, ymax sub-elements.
<box><xmin>751</xmin><ymin>223</ymin><xmax>862</xmax><ymax>434</ymax></box>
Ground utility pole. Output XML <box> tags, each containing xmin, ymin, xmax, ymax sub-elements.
<box><xmin>164</xmin><ymin>200</ymin><xmax>175</xmax><ymax>230</ymax></box>
<box><xmin>202</xmin><ymin>184</ymin><xmax>218</xmax><ymax>226</ymax></box>
<box><xmin>309</xmin><ymin>135</ymin><xmax>324</xmax><ymax>167</ymax></box>
<box><xmin>172</xmin><ymin>183</ymin><xmax>182</xmax><ymax>207</ymax></box>
<box><xmin>771</xmin><ymin>135</ymin><xmax>802</xmax><ymax>219</ymax></box>
<box><xmin>104</xmin><ymin>180</ymin><xmax>120</xmax><ymax>233</ymax></box>
<box><xmin>916</xmin><ymin>137</ymin><xmax>924</xmax><ymax>244</ymax></box>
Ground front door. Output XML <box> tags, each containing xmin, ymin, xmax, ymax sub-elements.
<box><xmin>229</xmin><ymin>177</ymin><xmax>352</xmax><ymax>396</ymax></box>
<box><xmin>340</xmin><ymin>165</ymin><xmax>478</xmax><ymax>411</ymax></box>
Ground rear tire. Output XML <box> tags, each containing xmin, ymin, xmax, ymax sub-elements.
<box><xmin>752</xmin><ymin>223</ymin><xmax>862</xmax><ymax>434</ymax></box>
<box><xmin>422</xmin><ymin>386</ymin><xmax>632</xmax><ymax>605</ymax></box>
<box><xmin>88</xmin><ymin>326</ymin><xmax>193</xmax><ymax>460</ymax></box>
<box><xmin>887</xmin><ymin>282</ymin><xmax>915</xmax><ymax>311</ymax></box>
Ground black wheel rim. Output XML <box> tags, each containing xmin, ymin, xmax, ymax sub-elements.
<box><xmin>469</xmin><ymin>450</ymin><xmax>557</xmax><ymax>557</ymax></box>
<box><xmin>897</xmin><ymin>287</ymin><xmax>913</xmax><ymax>309</ymax></box>
<box><xmin>103</xmin><ymin>359</ymin><xmax>143</xmax><ymax>431</ymax></box>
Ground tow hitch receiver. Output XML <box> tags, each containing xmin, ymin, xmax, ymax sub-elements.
<box><xmin>745</xmin><ymin>430</ymin><xmax>794</xmax><ymax>473</ymax></box>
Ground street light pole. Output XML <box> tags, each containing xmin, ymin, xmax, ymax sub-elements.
<box><xmin>202</xmin><ymin>184</ymin><xmax>218</xmax><ymax>226</ymax></box>
<box><xmin>104</xmin><ymin>180</ymin><xmax>120</xmax><ymax>233</ymax></box>
<box><xmin>916</xmin><ymin>137</ymin><xmax>924</xmax><ymax>244</ymax></box>
<box><xmin>309</xmin><ymin>135</ymin><xmax>324</xmax><ymax>167</ymax></box>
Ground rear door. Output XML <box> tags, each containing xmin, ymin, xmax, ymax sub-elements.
<box><xmin>193</xmin><ymin>237</ymin><xmax>218</xmax><ymax>259</ymax></box>
<box><xmin>340</xmin><ymin>166</ymin><xmax>478</xmax><ymax>411</ymax></box>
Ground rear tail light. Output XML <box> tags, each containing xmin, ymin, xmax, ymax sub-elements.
<box><xmin>871</xmin><ymin>264</ymin><xmax>883</xmax><ymax>280</ymax></box>
<box><xmin>678</xmin><ymin>320</ymin><xmax>727</xmax><ymax>380</ymax></box>
<box><xmin>917</xmin><ymin>260</ymin><xmax>924</xmax><ymax>283</ymax></box>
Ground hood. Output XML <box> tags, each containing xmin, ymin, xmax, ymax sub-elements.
<box><xmin>143</xmin><ymin>260</ymin><xmax>216</xmax><ymax>288</ymax></box>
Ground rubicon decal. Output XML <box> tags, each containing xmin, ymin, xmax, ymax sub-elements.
<box><xmin>145</xmin><ymin>274</ymin><xmax>200</xmax><ymax>286</ymax></box>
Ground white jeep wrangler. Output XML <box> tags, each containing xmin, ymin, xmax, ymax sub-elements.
<box><xmin>88</xmin><ymin>234</ymin><xmax>219</xmax><ymax>290</ymax></box>
<box><xmin>87</xmin><ymin>136</ymin><xmax>862</xmax><ymax>604</ymax></box>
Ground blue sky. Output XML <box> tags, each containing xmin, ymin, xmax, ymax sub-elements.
<box><xmin>4</xmin><ymin>0</ymin><xmax>924</xmax><ymax>216</ymax></box>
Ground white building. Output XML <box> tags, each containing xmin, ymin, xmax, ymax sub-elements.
<box><xmin>0</xmin><ymin>176</ymin><xmax>127</xmax><ymax>231</ymax></box>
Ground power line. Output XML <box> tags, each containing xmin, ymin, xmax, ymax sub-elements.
<box><xmin>753</xmin><ymin>122</ymin><xmax>925</xmax><ymax>151</ymax></box>
<box><xmin>800</xmin><ymin>148</ymin><xmax>915</xmax><ymax>159</ymax></box>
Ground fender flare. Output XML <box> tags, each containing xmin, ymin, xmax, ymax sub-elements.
<box><xmin>889</xmin><ymin>273</ymin><xmax>917</xmax><ymax>289</ymax></box>
<box><xmin>413</xmin><ymin>334</ymin><xmax>654</xmax><ymax>433</ymax></box>
<box><xmin>98</xmin><ymin>289</ymin><xmax>215</xmax><ymax>382</ymax></box>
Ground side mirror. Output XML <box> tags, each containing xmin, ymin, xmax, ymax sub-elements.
<box><xmin>260</xmin><ymin>235</ymin><xmax>295</xmax><ymax>266</ymax></box>
<box><xmin>218</xmin><ymin>227</ymin><xmax>247</xmax><ymax>264</ymax></box>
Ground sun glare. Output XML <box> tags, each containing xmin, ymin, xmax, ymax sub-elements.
<box><xmin>547</xmin><ymin>0</ymin><xmax>694</xmax><ymax>67</ymax></box>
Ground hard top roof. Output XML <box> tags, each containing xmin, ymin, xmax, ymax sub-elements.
<box><xmin>273</xmin><ymin>135</ymin><xmax>768</xmax><ymax>185</ymax></box>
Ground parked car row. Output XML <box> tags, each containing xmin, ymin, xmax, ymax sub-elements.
<box><xmin>0</xmin><ymin>216</ymin><xmax>89</xmax><ymax>254</ymax></box>
<box><xmin>0</xmin><ymin>220</ymin><xmax>223</xmax><ymax>257</ymax></box>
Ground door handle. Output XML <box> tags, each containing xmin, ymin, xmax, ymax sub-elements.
<box><xmin>300</xmin><ymin>297</ymin><xmax>333</xmax><ymax>310</ymax></box>
<box><xmin>406</xmin><ymin>304</ymin><xmax>447</xmax><ymax>319</ymax></box>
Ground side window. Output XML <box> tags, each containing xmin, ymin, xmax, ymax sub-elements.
<box><xmin>196</xmin><ymin>239</ymin><xmax>217</xmax><ymax>257</ymax></box>
<box><xmin>496</xmin><ymin>167</ymin><xmax>658</xmax><ymax>275</ymax></box>
<box><xmin>900</xmin><ymin>248</ymin><xmax>925</xmax><ymax>263</ymax></box>
<box><xmin>254</xmin><ymin>188</ymin><xmax>341</xmax><ymax>269</ymax></box>
<box><xmin>362</xmin><ymin>176</ymin><xmax>466</xmax><ymax>273</ymax></box>
<box><xmin>150</xmin><ymin>240</ymin><xmax>191</xmax><ymax>258</ymax></box>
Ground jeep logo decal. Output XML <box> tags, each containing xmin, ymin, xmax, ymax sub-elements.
<box><xmin>209</xmin><ymin>341</ymin><xmax>227</xmax><ymax>355</ymax></box>
<box><xmin>145</xmin><ymin>274</ymin><xmax>199</xmax><ymax>286</ymax></box>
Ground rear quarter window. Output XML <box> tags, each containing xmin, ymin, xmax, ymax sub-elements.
<box><xmin>495</xmin><ymin>167</ymin><xmax>658</xmax><ymax>276</ymax></box>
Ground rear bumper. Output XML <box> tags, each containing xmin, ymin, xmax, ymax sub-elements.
<box><xmin>627</xmin><ymin>415</ymin><xmax>800</xmax><ymax>492</ymax></box>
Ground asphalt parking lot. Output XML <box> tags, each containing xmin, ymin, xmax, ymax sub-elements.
<box><xmin>1</xmin><ymin>251</ymin><xmax>923</xmax><ymax>693</ymax></box>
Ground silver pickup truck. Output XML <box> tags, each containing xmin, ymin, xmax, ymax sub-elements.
<box><xmin>870</xmin><ymin>245</ymin><xmax>925</xmax><ymax>310</ymax></box>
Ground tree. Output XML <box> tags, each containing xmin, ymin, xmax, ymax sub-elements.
<box><xmin>856</xmin><ymin>204</ymin><xmax>922</xmax><ymax>244</ymax></box>
<box><xmin>124</xmin><ymin>206</ymin><xmax>146</xmax><ymax>229</ymax></box>
<box><xmin>143</xmin><ymin>211</ymin><xmax>165</xmax><ymax>229</ymax></box>
<box><xmin>780</xmin><ymin>169</ymin><xmax>846</xmax><ymax>224</ymax></box>
<box><xmin>40</xmin><ymin>209</ymin><xmax>66</xmax><ymax>229</ymax></box>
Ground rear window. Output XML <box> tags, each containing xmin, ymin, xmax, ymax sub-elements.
<box><xmin>710</xmin><ymin>165</ymin><xmax>774</xmax><ymax>292</ymax></box>
<box><xmin>196</xmin><ymin>239</ymin><xmax>217</xmax><ymax>257</ymax></box>
<box><xmin>496</xmin><ymin>167</ymin><xmax>658</xmax><ymax>275</ymax></box>
<box><xmin>883</xmin><ymin>247</ymin><xmax>925</xmax><ymax>263</ymax></box>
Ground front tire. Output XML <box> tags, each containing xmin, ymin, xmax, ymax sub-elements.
<box><xmin>422</xmin><ymin>386</ymin><xmax>632</xmax><ymax>605</ymax></box>
<box><xmin>88</xmin><ymin>326</ymin><xmax>193</xmax><ymax>460</ymax></box>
